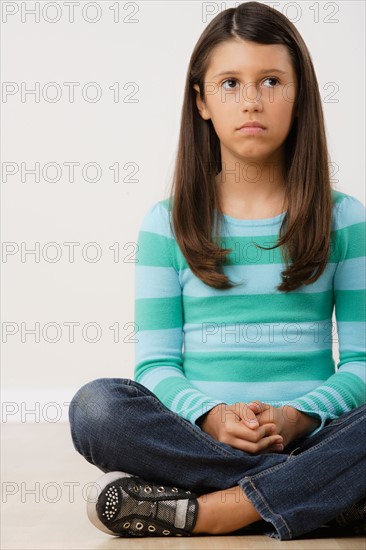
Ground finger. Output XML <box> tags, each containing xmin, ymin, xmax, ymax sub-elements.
<box><xmin>260</xmin><ymin>442</ymin><xmax>285</xmax><ymax>454</ymax></box>
<box><xmin>246</xmin><ymin>402</ymin><xmax>274</xmax><ymax>427</ymax></box>
<box><xmin>237</xmin><ymin>402</ymin><xmax>260</xmax><ymax>429</ymax></box>
<box><xmin>227</xmin><ymin>402</ymin><xmax>260</xmax><ymax>429</ymax></box>
<box><xmin>232</xmin><ymin>423</ymin><xmax>280</xmax><ymax>444</ymax></box>
<box><xmin>246</xmin><ymin>403</ymin><xmax>260</xmax><ymax>416</ymax></box>
<box><xmin>230</xmin><ymin>434</ymin><xmax>284</xmax><ymax>454</ymax></box>
<box><xmin>221</xmin><ymin>406</ymin><xmax>258</xmax><ymax>429</ymax></box>
<box><xmin>246</xmin><ymin>401</ymin><xmax>267</xmax><ymax>414</ymax></box>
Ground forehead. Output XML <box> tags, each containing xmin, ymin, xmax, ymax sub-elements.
<box><xmin>206</xmin><ymin>39</ymin><xmax>295</xmax><ymax>77</ymax></box>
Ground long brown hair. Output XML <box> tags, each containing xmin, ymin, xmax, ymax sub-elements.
<box><xmin>167</xmin><ymin>1</ymin><xmax>333</xmax><ymax>292</ymax></box>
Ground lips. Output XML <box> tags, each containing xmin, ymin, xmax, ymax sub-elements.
<box><xmin>238</xmin><ymin>121</ymin><xmax>266</xmax><ymax>129</ymax></box>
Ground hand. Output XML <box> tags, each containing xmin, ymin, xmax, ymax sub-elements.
<box><xmin>246</xmin><ymin>401</ymin><xmax>321</xmax><ymax>449</ymax></box>
<box><xmin>198</xmin><ymin>402</ymin><xmax>284</xmax><ymax>454</ymax></box>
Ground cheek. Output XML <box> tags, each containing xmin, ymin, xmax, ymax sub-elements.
<box><xmin>270</xmin><ymin>101</ymin><xmax>296</xmax><ymax>135</ymax></box>
<box><xmin>211</xmin><ymin>91</ymin><xmax>240</xmax><ymax>114</ymax></box>
<box><xmin>211</xmin><ymin>97</ymin><xmax>241</xmax><ymax>132</ymax></box>
<box><xmin>208</xmin><ymin>103</ymin><xmax>234</xmax><ymax>135</ymax></box>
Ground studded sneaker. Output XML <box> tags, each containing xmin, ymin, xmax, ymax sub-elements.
<box><xmin>86</xmin><ymin>471</ymin><xmax>200</xmax><ymax>537</ymax></box>
<box><xmin>327</xmin><ymin>496</ymin><xmax>366</xmax><ymax>534</ymax></box>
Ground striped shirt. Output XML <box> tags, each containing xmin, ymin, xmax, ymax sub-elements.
<box><xmin>134</xmin><ymin>189</ymin><xmax>366</xmax><ymax>437</ymax></box>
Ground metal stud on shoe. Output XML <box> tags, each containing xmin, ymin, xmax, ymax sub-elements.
<box><xmin>89</xmin><ymin>471</ymin><xmax>199</xmax><ymax>538</ymax></box>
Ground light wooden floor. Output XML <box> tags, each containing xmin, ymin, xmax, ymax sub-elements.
<box><xmin>1</xmin><ymin>423</ymin><xmax>365</xmax><ymax>549</ymax></box>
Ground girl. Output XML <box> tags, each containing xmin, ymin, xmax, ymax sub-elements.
<box><xmin>69</xmin><ymin>1</ymin><xmax>366</xmax><ymax>541</ymax></box>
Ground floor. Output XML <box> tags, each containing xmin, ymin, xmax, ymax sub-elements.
<box><xmin>1</xmin><ymin>423</ymin><xmax>365</xmax><ymax>550</ymax></box>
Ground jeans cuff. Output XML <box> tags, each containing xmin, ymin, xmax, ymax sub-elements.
<box><xmin>238</xmin><ymin>477</ymin><xmax>292</xmax><ymax>540</ymax></box>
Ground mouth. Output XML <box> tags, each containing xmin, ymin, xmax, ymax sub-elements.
<box><xmin>237</xmin><ymin>121</ymin><xmax>266</xmax><ymax>130</ymax></box>
<box><xmin>237</xmin><ymin>126</ymin><xmax>266</xmax><ymax>135</ymax></box>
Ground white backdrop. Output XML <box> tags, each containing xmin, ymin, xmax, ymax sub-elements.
<box><xmin>1</xmin><ymin>0</ymin><xmax>365</xmax><ymax>422</ymax></box>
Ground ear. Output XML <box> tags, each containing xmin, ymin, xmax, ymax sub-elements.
<box><xmin>193</xmin><ymin>83</ymin><xmax>210</xmax><ymax>121</ymax></box>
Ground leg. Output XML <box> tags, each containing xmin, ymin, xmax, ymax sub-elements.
<box><xmin>69</xmin><ymin>377</ymin><xmax>277</xmax><ymax>536</ymax></box>
<box><xmin>193</xmin><ymin>485</ymin><xmax>262</xmax><ymax>534</ymax></box>
<box><xmin>68</xmin><ymin>377</ymin><xmax>288</xmax><ymax>492</ymax></box>
<box><xmin>69</xmin><ymin>378</ymin><xmax>366</xmax><ymax>539</ymax></box>
<box><xmin>195</xmin><ymin>405</ymin><xmax>366</xmax><ymax>536</ymax></box>
<box><xmin>238</xmin><ymin>403</ymin><xmax>366</xmax><ymax>540</ymax></box>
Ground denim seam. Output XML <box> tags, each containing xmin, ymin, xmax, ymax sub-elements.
<box><xmin>245</xmin><ymin>411</ymin><xmax>366</xmax><ymax>480</ymax></box>
<box><xmin>242</xmin><ymin>478</ymin><xmax>292</xmax><ymax>540</ymax></box>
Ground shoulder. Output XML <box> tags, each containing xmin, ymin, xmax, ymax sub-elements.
<box><xmin>137</xmin><ymin>196</ymin><xmax>175</xmax><ymax>239</ymax></box>
<box><xmin>331</xmin><ymin>189</ymin><xmax>366</xmax><ymax>231</ymax></box>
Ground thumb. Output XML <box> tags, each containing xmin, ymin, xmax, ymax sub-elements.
<box><xmin>236</xmin><ymin>402</ymin><xmax>260</xmax><ymax>429</ymax></box>
<box><xmin>247</xmin><ymin>400</ymin><xmax>269</xmax><ymax>415</ymax></box>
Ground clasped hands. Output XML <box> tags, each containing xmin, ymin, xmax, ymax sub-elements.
<box><xmin>199</xmin><ymin>401</ymin><xmax>319</xmax><ymax>454</ymax></box>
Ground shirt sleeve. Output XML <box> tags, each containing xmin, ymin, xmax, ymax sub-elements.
<box><xmin>133</xmin><ymin>201</ymin><xmax>226</xmax><ymax>425</ymax></box>
<box><xmin>285</xmin><ymin>193</ymin><xmax>366</xmax><ymax>436</ymax></box>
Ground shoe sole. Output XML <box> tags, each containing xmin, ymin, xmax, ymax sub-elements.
<box><xmin>86</xmin><ymin>471</ymin><xmax>133</xmax><ymax>535</ymax></box>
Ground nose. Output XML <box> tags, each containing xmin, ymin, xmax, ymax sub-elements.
<box><xmin>240</xmin><ymin>82</ymin><xmax>263</xmax><ymax>112</ymax></box>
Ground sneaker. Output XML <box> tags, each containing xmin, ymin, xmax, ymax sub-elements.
<box><xmin>327</xmin><ymin>496</ymin><xmax>366</xmax><ymax>534</ymax></box>
<box><xmin>86</xmin><ymin>471</ymin><xmax>199</xmax><ymax>537</ymax></box>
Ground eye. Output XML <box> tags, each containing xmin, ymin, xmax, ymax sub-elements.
<box><xmin>221</xmin><ymin>77</ymin><xmax>280</xmax><ymax>90</ymax></box>
<box><xmin>262</xmin><ymin>77</ymin><xmax>280</xmax><ymax>87</ymax></box>
<box><xmin>221</xmin><ymin>78</ymin><xmax>239</xmax><ymax>91</ymax></box>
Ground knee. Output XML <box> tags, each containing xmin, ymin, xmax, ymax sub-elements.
<box><xmin>69</xmin><ymin>376</ymin><xmax>106</xmax><ymax>416</ymax></box>
<box><xmin>68</xmin><ymin>377</ymin><xmax>133</xmax><ymax>438</ymax></box>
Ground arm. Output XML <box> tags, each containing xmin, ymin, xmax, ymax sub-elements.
<box><xmin>134</xmin><ymin>201</ymin><xmax>225</xmax><ymax>425</ymax></box>
<box><xmin>283</xmin><ymin>194</ymin><xmax>366</xmax><ymax>437</ymax></box>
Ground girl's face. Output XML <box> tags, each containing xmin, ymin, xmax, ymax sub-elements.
<box><xmin>194</xmin><ymin>39</ymin><xmax>298</xmax><ymax>164</ymax></box>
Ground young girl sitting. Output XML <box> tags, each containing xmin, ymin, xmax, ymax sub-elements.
<box><xmin>69</xmin><ymin>1</ymin><xmax>366</xmax><ymax>540</ymax></box>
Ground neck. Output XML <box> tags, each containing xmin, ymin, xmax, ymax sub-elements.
<box><xmin>215</xmin><ymin>150</ymin><xmax>287</xmax><ymax>213</ymax></box>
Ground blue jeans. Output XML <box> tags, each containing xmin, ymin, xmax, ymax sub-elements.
<box><xmin>68</xmin><ymin>377</ymin><xmax>366</xmax><ymax>540</ymax></box>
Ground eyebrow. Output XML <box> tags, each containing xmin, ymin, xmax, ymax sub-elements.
<box><xmin>212</xmin><ymin>68</ymin><xmax>288</xmax><ymax>78</ymax></box>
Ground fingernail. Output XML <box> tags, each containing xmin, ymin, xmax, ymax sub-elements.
<box><xmin>248</xmin><ymin>422</ymin><xmax>259</xmax><ymax>429</ymax></box>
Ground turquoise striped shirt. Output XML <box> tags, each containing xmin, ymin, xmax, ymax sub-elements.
<box><xmin>134</xmin><ymin>189</ymin><xmax>366</xmax><ymax>437</ymax></box>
